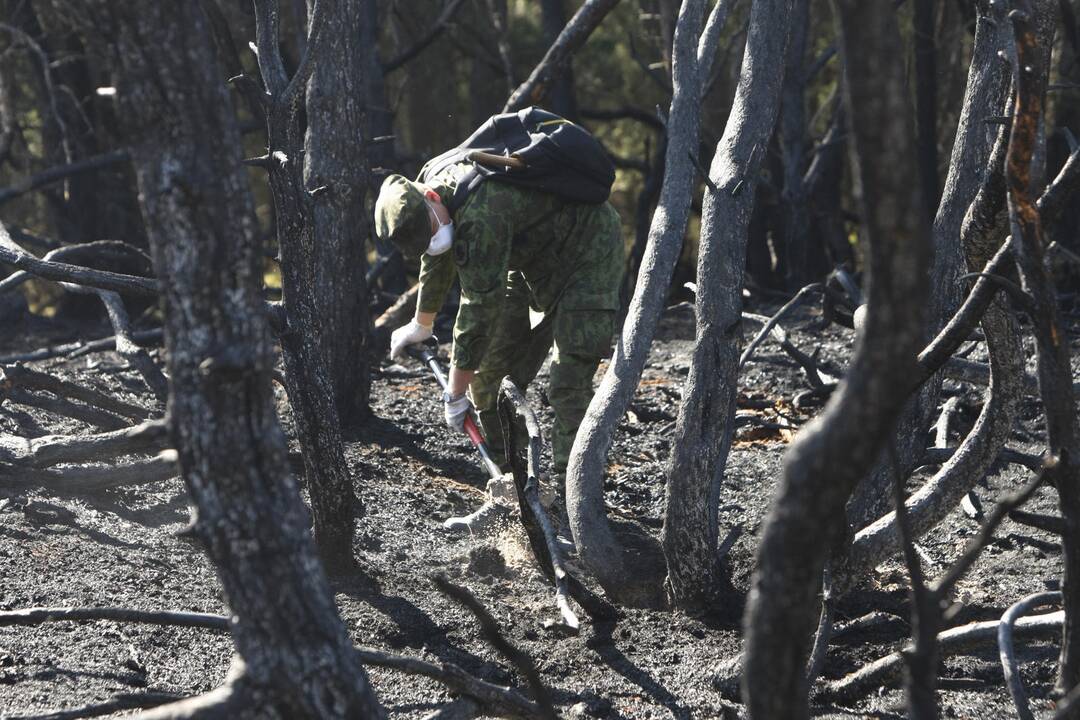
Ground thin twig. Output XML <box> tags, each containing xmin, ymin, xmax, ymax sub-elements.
<box><xmin>739</xmin><ymin>284</ymin><xmax>823</xmax><ymax>367</ymax></box>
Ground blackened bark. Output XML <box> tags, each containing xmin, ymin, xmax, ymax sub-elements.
<box><xmin>360</xmin><ymin>0</ymin><xmax>405</xmax><ymax>297</ymax></box>
<box><xmin>1006</xmin><ymin>0</ymin><xmax>1080</xmax><ymax>693</ymax></box>
<box><xmin>914</xmin><ymin>0</ymin><xmax>939</xmax><ymax>214</ymax></box>
<box><xmin>622</xmin><ymin>133</ymin><xmax>666</xmax><ymax>323</ymax></box>
<box><xmin>50</xmin><ymin>1</ymin><xmax>382</xmax><ymax>716</ymax></box>
<box><xmin>303</xmin><ymin>0</ymin><xmax>371</xmax><ymax>425</ymax></box>
<box><xmin>243</xmin><ymin>0</ymin><xmax>360</xmax><ymax>572</ymax></box>
<box><xmin>743</xmin><ymin>2</ymin><xmax>931</xmax><ymax>717</ymax></box>
<box><xmin>778</xmin><ymin>0</ymin><xmax>816</xmax><ymax>288</ymax></box>
<box><xmin>834</xmin><ymin>108</ymin><xmax>1025</xmax><ymax>590</ymax></box>
<box><xmin>805</xmin><ymin>103</ymin><xmax>852</xmax><ymax>271</ymax></box>
<box><xmin>846</xmin><ymin>1</ymin><xmax>1013</xmax><ymax>528</ymax></box>
<box><xmin>565</xmin><ymin>0</ymin><xmax>706</xmax><ymax>608</ymax></box>
<box><xmin>662</xmin><ymin>0</ymin><xmax>793</xmax><ymax>615</ymax></box>
<box><xmin>540</xmin><ymin>0</ymin><xmax>579</xmax><ymax>121</ymax></box>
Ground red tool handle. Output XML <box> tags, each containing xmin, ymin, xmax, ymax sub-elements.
<box><xmin>463</xmin><ymin>414</ymin><xmax>485</xmax><ymax>448</ymax></box>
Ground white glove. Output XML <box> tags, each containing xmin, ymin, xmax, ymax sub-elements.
<box><xmin>390</xmin><ymin>319</ymin><xmax>433</xmax><ymax>360</ymax></box>
<box><xmin>443</xmin><ymin>391</ymin><xmax>472</xmax><ymax>433</ymax></box>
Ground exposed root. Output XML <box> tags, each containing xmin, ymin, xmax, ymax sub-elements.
<box><xmin>0</xmin><ymin>329</ymin><xmax>163</xmax><ymax>365</ymax></box>
<box><xmin>1</xmin><ymin>363</ymin><xmax>152</xmax><ymax>422</ymax></box>
<box><xmin>0</xmin><ymin>417</ymin><xmax>167</xmax><ymax>468</ymax></box>
<box><xmin>0</xmin><ymin>606</ymin><xmax>229</xmax><ymax>630</ymax></box>
<box><xmin>2</xmin><ymin>691</ymin><xmax>183</xmax><ymax>720</ymax></box>
<box><xmin>0</xmin><ymin>450</ymin><xmax>178</xmax><ymax>492</ymax></box>
<box><xmin>0</xmin><ymin>605</ymin><xmax>542</xmax><ymax>719</ymax></box>
<box><xmin>999</xmin><ymin>591</ymin><xmax>1062</xmax><ymax>720</ymax></box>
<box><xmin>88</xmin><ymin>289</ymin><xmax>168</xmax><ymax>401</ymax></box>
<box><xmin>819</xmin><ymin>610</ymin><xmax>1063</xmax><ymax>702</ymax></box>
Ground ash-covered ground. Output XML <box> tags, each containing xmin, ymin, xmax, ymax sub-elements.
<box><xmin>0</xmin><ymin>299</ymin><xmax>1075</xmax><ymax>719</ymax></box>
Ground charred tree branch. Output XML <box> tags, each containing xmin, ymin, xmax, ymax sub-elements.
<box><xmin>999</xmin><ymin>591</ymin><xmax>1063</xmax><ymax>720</ymax></box>
<box><xmin>432</xmin><ymin>574</ymin><xmax>556</xmax><ymax>720</ymax></box>
<box><xmin>504</xmin><ymin>0</ymin><xmax>622</xmax><ymax>113</ymax></box>
<box><xmin>0</xmin><ymin>149</ymin><xmax>128</xmax><ymax>207</ymax></box>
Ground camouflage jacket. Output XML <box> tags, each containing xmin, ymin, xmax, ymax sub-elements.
<box><xmin>417</xmin><ymin>162</ymin><xmax>621</xmax><ymax>370</ymax></box>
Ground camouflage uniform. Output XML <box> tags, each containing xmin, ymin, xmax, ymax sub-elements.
<box><xmin>415</xmin><ymin>162</ymin><xmax>623</xmax><ymax>473</ymax></box>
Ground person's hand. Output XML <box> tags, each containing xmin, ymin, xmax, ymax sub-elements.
<box><xmin>390</xmin><ymin>319</ymin><xmax>433</xmax><ymax>359</ymax></box>
<box><xmin>443</xmin><ymin>391</ymin><xmax>472</xmax><ymax>433</ymax></box>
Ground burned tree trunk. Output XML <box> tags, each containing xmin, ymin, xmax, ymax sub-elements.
<box><xmin>662</xmin><ymin>0</ymin><xmax>793</xmax><ymax>615</ymax></box>
<box><xmin>540</xmin><ymin>0</ymin><xmax>579</xmax><ymax>121</ymax></box>
<box><xmin>777</xmin><ymin>0</ymin><xmax>816</xmax><ymax>288</ymax></box>
<box><xmin>231</xmin><ymin>0</ymin><xmax>360</xmax><ymax>571</ymax></box>
<box><xmin>846</xmin><ymin>0</ymin><xmax>1014</xmax><ymax>528</ymax></box>
<box><xmin>1005</xmin><ymin>0</ymin><xmax>1080</xmax><ymax>693</ymax></box>
<box><xmin>913</xmin><ymin>0</ymin><xmax>939</xmax><ymax>215</ymax></box>
<box><xmin>564</xmin><ymin>0</ymin><xmax>708</xmax><ymax>608</ymax></box>
<box><xmin>48</xmin><ymin>1</ymin><xmax>382</xmax><ymax>716</ymax></box>
<box><xmin>303</xmin><ymin>0</ymin><xmax>372</xmax><ymax>425</ymax></box>
<box><xmin>743</xmin><ymin>1</ymin><xmax>931</xmax><ymax>716</ymax></box>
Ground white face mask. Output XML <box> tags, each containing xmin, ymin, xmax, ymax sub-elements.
<box><xmin>425</xmin><ymin>200</ymin><xmax>454</xmax><ymax>256</ymax></box>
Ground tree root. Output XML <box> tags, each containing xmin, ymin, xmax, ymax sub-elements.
<box><xmin>87</xmin><ymin>289</ymin><xmax>167</xmax><ymax>401</ymax></box>
<box><xmin>818</xmin><ymin>610</ymin><xmax>1063</xmax><ymax>702</ymax></box>
<box><xmin>2</xmin><ymin>691</ymin><xmax>183</xmax><ymax>720</ymax></box>
<box><xmin>132</xmin><ymin>679</ymin><xmax>247</xmax><ymax>720</ymax></box>
<box><xmin>3</xmin><ymin>386</ymin><xmax>130</xmax><ymax>431</ymax></box>
<box><xmin>1</xmin><ymin>363</ymin><xmax>152</xmax><ymax>422</ymax></box>
<box><xmin>0</xmin><ymin>450</ymin><xmax>178</xmax><ymax>492</ymax></box>
<box><xmin>1008</xmin><ymin>509</ymin><xmax>1064</xmax><ymax>534</ymax></box>
<box><xmin>0</xmin><ymin>604</ymin><xmax>546</xmax><ymax>719</ymax></box>
<box><xmin>420</xmin><ymin>697</ymin><xmax>482</xmax><ymax>720</ymax></box>
<box><xmin>0</xmin><ymin>606</ymin><xmax>229</xmax><ymax>630</ymax></box>
<box><xmin>0</xmin><ymin>417</ymin><xmax>167</xmax><ymax>468</ymax></box>
<box><xmin>1000</xmin><ymin>591</ymin><xmax>1062</xmax><ymax>720</ymax></box>
<box><xmin>834</xmin><ymin>298</ymin><xmax>1024</xmax><ymax>590</ymax></box>
<box><xmin>0</xmin><ymin>329</ymin><xmax>163</xmax><ymax>365</ymax></box>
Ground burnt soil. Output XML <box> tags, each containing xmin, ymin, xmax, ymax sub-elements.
<box><xmin>1</xmin><ymin>299</ymin><xmax>1077</xmax><ymax>719</ymax></box>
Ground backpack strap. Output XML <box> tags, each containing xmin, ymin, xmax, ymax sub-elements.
<box><xmin>447</xmin><ymin>166</ymin><xmax>485</xmax><ymax>213</ymax></box>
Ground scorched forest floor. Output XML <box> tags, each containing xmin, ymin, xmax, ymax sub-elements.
<box><xmin>1</xmin><ymin>297</ymin><xmax>1076</xmax><ymax>719</ymax></box>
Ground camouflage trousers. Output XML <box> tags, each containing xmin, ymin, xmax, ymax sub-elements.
<box><xmin>468</xmin><ymin>276</ymin><xmax>606</xmax><ymax>475</ymax></box>
<box><xmin>469</xmin><ymin>242</ymin><xmax>623</xmax><ymax>473</ymax></box>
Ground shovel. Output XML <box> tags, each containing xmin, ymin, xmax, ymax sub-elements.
<box><xmin>404</xmin><ymin>337</ymin><xmax>503</xmax><ymax>480</ymax></box>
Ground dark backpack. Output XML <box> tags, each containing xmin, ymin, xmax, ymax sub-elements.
<box><xmin>418</xmin><ymin>107</ymin><xmax>616</xmax><ymax>212</ymax></box>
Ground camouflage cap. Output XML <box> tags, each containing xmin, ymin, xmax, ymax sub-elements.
<box><xmin>374</xmin><ymin>174</ymin><xmax>431</xmax><ymax>259</ymax></box>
